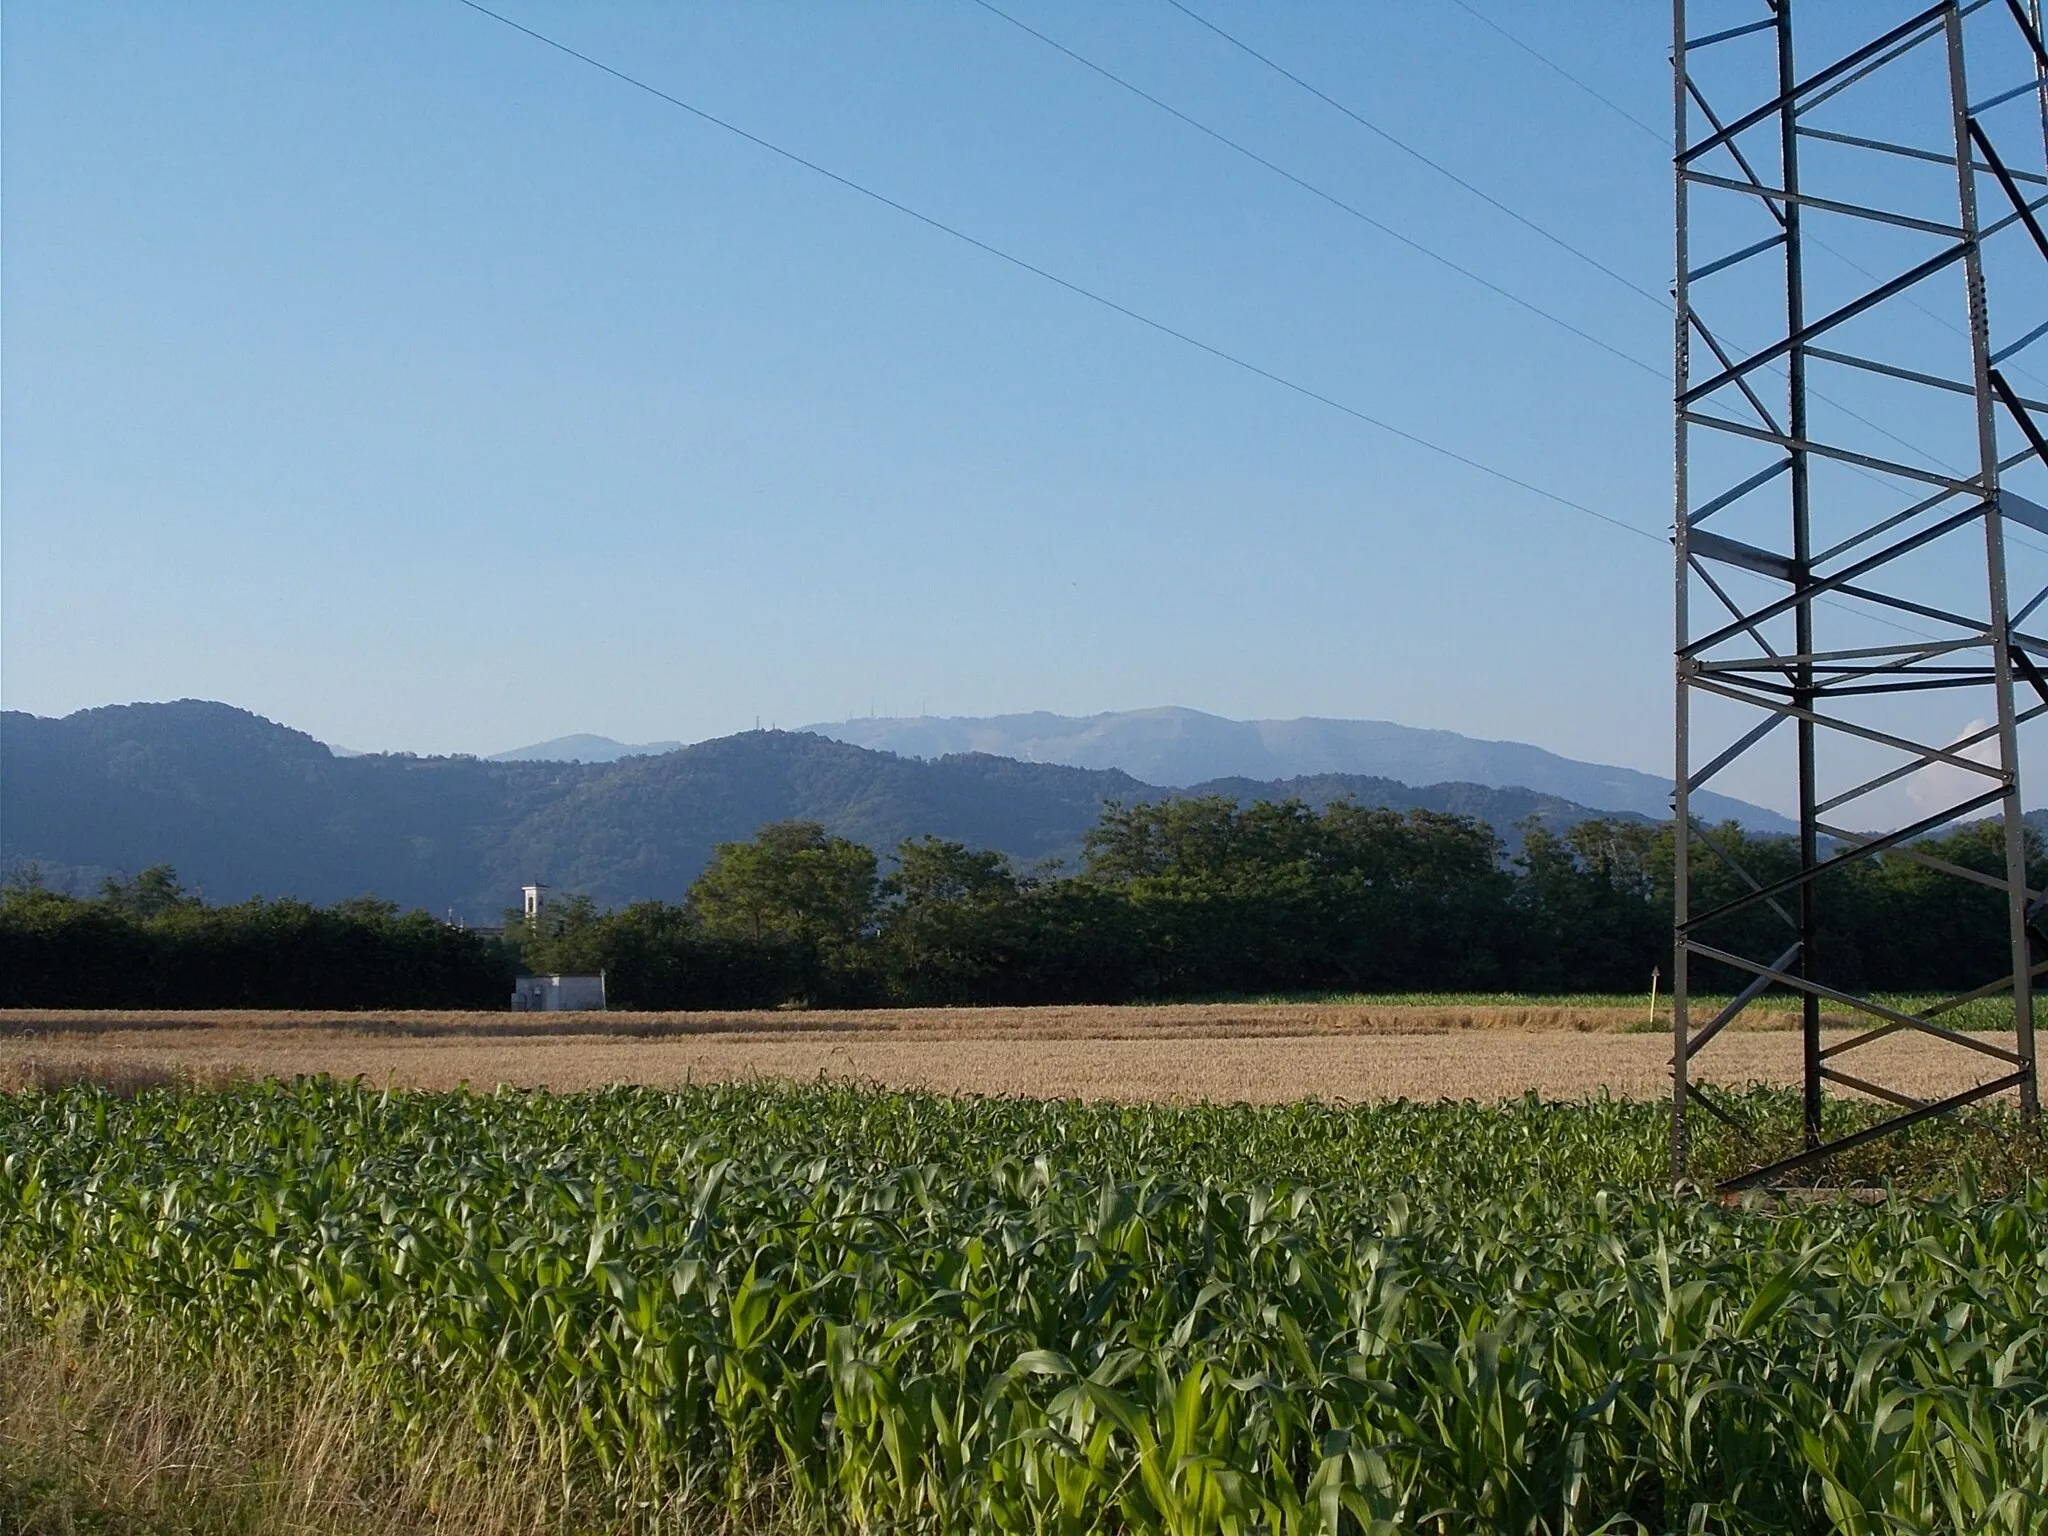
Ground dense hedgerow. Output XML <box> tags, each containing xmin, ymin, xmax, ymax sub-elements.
<box><xmin>3</xmin><ymin>1080</ymin><xmax>2045</xmax><ymax>1532</ymax></box>
<box><xmin>8</xmin><ymin>802</ymin><xmax>2043</xmax><ymax>1010</ymax></box>
<box><xmin>0</xmin><ymin>880</ymin><xmax>512</xmax><ymax>1009</ymax></box>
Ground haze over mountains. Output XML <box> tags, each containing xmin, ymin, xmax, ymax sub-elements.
<box><xmin>802</xmin><ymin>708</ymin><xmax>1790</xmax><ymax>830</ymax></box>
<box><xmin>488</xmin><ymin>733</ymin><xmax>684</xmax><ymax>763</ymax></box>
<box><xmin>489</xmin><ymin>708</ymin><xmax>1787</xmax><ymax>829</ymax></box>
<box><xmin>4</xmin><ymin>702</ymin><xmax>1696</xmax><ymax>922</ymax></box>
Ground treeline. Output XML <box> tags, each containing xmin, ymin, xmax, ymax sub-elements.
<box><xmin>4</xmin><ymin>799</ymin><xmax>2038</xmax><ymax>1009</ymax></box>
<box><xmin>0</xmin><ymin>868</ymin><xmax>511</xmax><ymax>1009</ymax></box>
<box><xmin>513</xmin><ymin>801</ymin><xmax>2041</xmax><ymax>1007</ymax></box>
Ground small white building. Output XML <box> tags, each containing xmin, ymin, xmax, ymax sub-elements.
<box><xmin>510</xmin><ymin>973</ymin><xmax>607</xmax><ymax>1012</ymax></box>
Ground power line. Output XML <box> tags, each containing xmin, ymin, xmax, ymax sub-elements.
<box><xmin>1444</xmin><ymin>0</ymin><xmax>2048</xmax><ymax>397</ymax></box>
<box><xmin>1153</xmin><ymin>0</ymin><xmax>2048</xmax><ymax>547</ymax></box>
<box><xmin>1009</xmin><ymin>0</ymin><xmax>1963</xmax><ymax>492</ymax></box>
<box><xmin>1158</xmin><ymin>0</ymin><xmax>2039</xmax><ymax>414</ymax></box>
<box><xmin>452</xmin><ymin>0</ymin><xmax>1663</xmax><ymax>546</ymax></box>
<box><xmin>1144</xmin><ymin>0</ymin><xmax>1975</xmax><ymax>475</ymax></box>
<box><xmin>1158</xmin><ymin>0</ymin><xmax>1671</xmax><ymax>312</ymax></box>
<box><xmin>1444</xmin><ymin>0</ymin><xmax>1667</xmax><ymax>146</ymax></box>
<box><xmin>968</xmin><ymin>0</ymin><xmax>1663</xmax><ymax>381</ymax></box>
<box><xmin>454</xmin><ymin>3</ymin><xmax>1952</xmax><ymax>644</ymax></box>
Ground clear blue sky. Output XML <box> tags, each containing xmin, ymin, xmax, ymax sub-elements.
<box><xmin>5</xmin><ymin>2</ymin><xmax>2040</xmax><ymax>818</ymax></box>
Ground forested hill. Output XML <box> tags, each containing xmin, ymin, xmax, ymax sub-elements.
<box><xmin>4</xmin><ymin>701</ymin><xmax>1641</xmax><ymax>920</ymax></box>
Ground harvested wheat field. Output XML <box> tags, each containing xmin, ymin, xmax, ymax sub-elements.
<box><xmin>0</xmin><ymin>1003</ymin><xmax>2024</xmax><ymax>1104</ymax></box>
<box><xmin>1</xmin><ymin>1001</ymin><xmax>1682</xmax><ymax>1039</ymax></box>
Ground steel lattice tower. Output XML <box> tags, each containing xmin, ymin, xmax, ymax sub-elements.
<box><xmin>1672</xmin><ymin>0</ymin><xmax>2048</xmax><ymax>1187</ymax></box>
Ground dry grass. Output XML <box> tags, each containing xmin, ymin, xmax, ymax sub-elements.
<box><xmin>0</xmin><ymin>1317</ymin><xmax>787</xmax><ymax>1535</ymax></box>
<box><xmin>0</xmin><ymin>1055</ymin><xmax>254</xmax><ymax>1098</ymax></box>
<box><xmin>0</xmin><ymin>1011</ymin><xmax>2025</xmax><ymax>1107</ymax></box>
<box><xmin>0</xmin><ymin>1320</ymin><xmax>496</xmax><ymax>1534</ymax></box>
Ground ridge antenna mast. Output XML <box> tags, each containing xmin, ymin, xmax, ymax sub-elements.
<box><xmin>1672</xmin><ymin>0</ymin><xmax>2048</xmax><ymax>1188</ymax></box>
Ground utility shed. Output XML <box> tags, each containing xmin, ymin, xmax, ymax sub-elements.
<box><xmin>510</xmin><ymin>973</ymin><xmax>606</xmax><ymax>1012</ymax></box>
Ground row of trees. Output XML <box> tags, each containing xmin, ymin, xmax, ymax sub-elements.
<box><xmin>511</xmin><ymin>802</ymin><xmax>2041</xmax><ymax>1008</ymax></box>
<box><xmin>4</xmin><ymin>800</ymin><xmax>2038</xmax><ymax>1008</ymax></box>
<box><xmin>0</xmin><ymin>868</ymin><xmax>510</xmax><ymax>1009</ymax></box>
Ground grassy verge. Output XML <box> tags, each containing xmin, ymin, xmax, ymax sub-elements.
<box><xmin>0</xmin><ymin>1314</ymin><xmax>793</xmax><ymax>1536</ymax></box>
<box><xmin>0</xmin><ymin>1313</ymin><xmax>477</xmax><ymax>1535</ymax></box>
<box><xmin>1683</xmin><ymin>1084</ymin><xmax>2048</xmax><ymax>1191</ymax></box>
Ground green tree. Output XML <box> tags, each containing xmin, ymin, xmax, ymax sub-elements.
<box><xmin>331</xmin><ymin>895</ymin><xmax>402</xmax><ymax>925</ymax></box>
<box><xmin>691</xmin><ymin>821</ymin><xmax>877</xmax><ymax>948</ymax></box>
<box><xmin>885</xmin><ymin>836</ymin><xmax>1018</xmax><ymax>909</ymax></box>
<box><xmin>2</xmin><ymin>862</ymin><xmax>47</xmax><ymax>894</ymax></box>
<box><xmin>1083</xmin><ymin>797</ymin><xmax>1315</xmax><ymax>888</ymax></box>
<box><xmin>505</xmin><ymin>891</ymin><xmax>606</xmax><ymax>974</ymax></box>
<box><xmin>98</xmin><ymin>865</ymin><xmax>197</xmax><ymax>921</ymax></box>
<box><xmin>1510</xmin><ymin>820</ymin><xmax>1665</xmax><ymax>991</ymax></box>
<box><xmin>878</xmin><ymin>837</ymin><xmax>1025</xmax><ymax>1002</ymax></box>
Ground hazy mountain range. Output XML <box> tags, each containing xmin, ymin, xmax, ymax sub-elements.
<box><xmin>803</xmin><ymin>709</ymin><xmax>1792</xmax><ymax>829</ymax></box>
<box><xmin>4</xmin><ymin>701</ymin><xmax>1683</xmax><ymax>921</ymax></box>
<box><xmin>488</xmin><ymin>733</ymin><xmax>684</xmax><ymax>763</ymax></box>
<box><xmin>491</xmin><ymin>707</ymin><xmax>1789</xmax><ymax>830</ymax></box>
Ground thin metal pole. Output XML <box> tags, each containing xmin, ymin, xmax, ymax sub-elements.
<box><xmin>2035</xmin><ymin>1</ymin><xmax>2048</xmax><ymax>171</ymax></box>
<box><xmin>1672</xmin><ymin>0</ymin><xmax>1693</xmax><ymax>1186</ymax></box>
<box><xmin>1777</xmin><ymin>0</ymin><xmax>1824</xmax><ymax>1150</ymax></box>
<box><xmin>1948</xmin><ymin>1</ymin><xmax>2041</xmax><ymax>1119</ymax></box>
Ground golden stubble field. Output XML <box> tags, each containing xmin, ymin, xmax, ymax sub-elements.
<box><xmin>0</xmin><ymin>1003</ymin><xmax>2025</xmax><ymax>1104</ymax></box>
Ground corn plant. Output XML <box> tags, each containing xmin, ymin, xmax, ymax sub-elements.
<box><xmin>1</xmin><ymin>1080</ymin><xmax>2043</xmax><ymax>1533</ymax></box>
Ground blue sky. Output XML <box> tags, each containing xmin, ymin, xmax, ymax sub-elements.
<box><xmin>5</xmin><ymin>2</ymin><xmax>2042</xmax><ymax>818</ymax></box>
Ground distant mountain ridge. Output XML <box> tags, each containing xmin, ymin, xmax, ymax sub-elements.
<box><xmin>804</xmin><ymin>707</ymin><xmax>1793</xmax><ymax>832</ymax></box>
<box><xmin>488</xmin><ymin>733</ymin><xmax>685</xmax><ymax>763</ymax></box>
<box><xmin>6</xmin><ymin>702</ymin><xmax>1658</xmax><ymax>921</ymax></box>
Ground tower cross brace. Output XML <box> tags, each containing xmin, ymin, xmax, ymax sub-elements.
<box><xmin>1672</xmin><ymin>0</ymin><xmax>2048</xmax><ymax>1187</ymax></box>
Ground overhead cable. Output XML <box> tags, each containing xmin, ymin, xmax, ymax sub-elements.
<box><xmin>452</xmin><ymin>2</ymin><xmax>1951</xmax><ymax>641</ymax></box>
<box><xmin>969</xmin><ymin>0</ymin><xmax>1663</xmax><ymax>380</ymax></box>
<box><xmin>1445</xmin><ymin>0</ymin><xmax>2048</xmax><ymax>396</ymax></box>
<box><xmin>1159</xmin><ymin>0</ymin><xmax>2048</xmax><ymax>527</ymax></box>
<box><xmin>453</xmin><ymin>0</ymin><xmax>1662</xmax><ymax>545</ymax></box>
<box><xmin>1158</xmin><ymin>0</ymin><xmax>1671</xmax><ymax>311</ymax></box>
<box><xmin>991</xmin><ymin>0</ymin><xmax>1944</xmax><ymax>493</ymax></box>
<box><xmin>1444</xmin><ymin>0</ymin><xmax>1668</xmax><ymax>146</ymax></box>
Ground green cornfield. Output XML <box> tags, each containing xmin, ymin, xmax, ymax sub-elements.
<box><xmin>2</xmin><ymin>1080</ymin><xmax>2045</xmax><ymax>1533</ymax></box>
